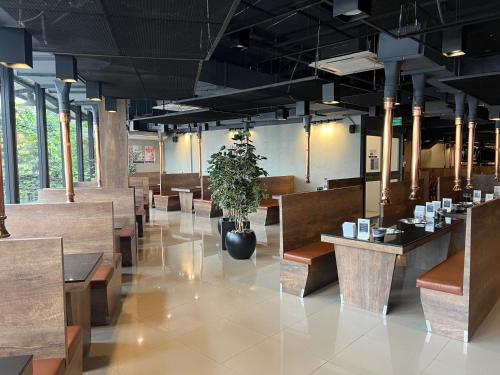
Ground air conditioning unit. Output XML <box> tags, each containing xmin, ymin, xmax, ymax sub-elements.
<box><xmin>146</xmin><ymin>123</ymin><xmax>165</xmax><ymax>132</ymax></box>
<box><xmin>309</xmin><ymin>38</ymin><xmax>382</xmax><ymax>75</ymax></box>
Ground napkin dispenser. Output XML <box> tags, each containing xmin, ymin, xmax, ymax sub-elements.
<box><xmin>342</xmin><ymin>222</ymin><xmax>357</xmax><ymax>238</ymax></box>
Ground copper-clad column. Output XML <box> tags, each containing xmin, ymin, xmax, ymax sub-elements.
<box><xmin>453</xmin><ymin>93</ymin><xmax>465</xmax><ymax>191</ymax></box>
<box><xmin>380</xmin><ymin>61</ymin><xmax>400</xmax><ymax>205</ymax></box>
<box><xmin>91</xmin><ymin>106</ymin><xmax>102</xmax><ymax>187</ymax></box>
<box><xmin>197</xmin><ymin>124</ymin><xmax>203</xmax><ymax>178</ymax></box>
<box><xmin>304</xmin><ymin>115</ymin><xmax>312</xmax><ymax>183</ymax></box>
<box><xmin>466</xmin><ymin>96</ymin><xmax>478</xmax><ymax>190</ymax></box>
<box><xmin>495</xmin><ymin>121</ymin><xmax>500</xmax><ymax>181</ymax></box>
<box><xmin>55</xmin><ymin>80</ymin><xmax>74</xmax><ymax>202</ymax></box>
<box><xmin>158</xmin><ymin>131</ymin><xmax>164</xmax><ymax>195</ymax></box>
<box><xmin>409</xmin><ymin>74</ymin><xmax>425</xmax><ymax>200</ymax></box>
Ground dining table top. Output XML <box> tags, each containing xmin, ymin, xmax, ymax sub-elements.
<box><xmin>0</xmin><ymin>355</ymin><xmax>33</xmax><ymax>375</ymax></box>
<box><xmin>64</xmin><ymin>252</ymin><xmax>103</xmax><ymax>292</ymax></box>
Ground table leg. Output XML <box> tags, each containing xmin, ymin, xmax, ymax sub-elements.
<box><xmin>66</xmin><ymin>286</ymin><xmax>92</xmax><ymax>356</ymax></box>
<box><xmin>335</xmin><ymin>245</ymin><xmax>397</xmax><ymax>314</ymax></box>
<box><xmin>179</xmin><ymin>192</ymin><xmax>194</xmax><ymax>213</ymax></box>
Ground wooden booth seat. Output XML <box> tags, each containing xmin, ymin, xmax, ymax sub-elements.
<box><xmin>135</xmin><ymin>206</ymin><xmax>145</xmax><ymax>237</ymax></box>
<box><xmin>248</xmin><ymin>199</ymin><xmax>280</xmax><ymax>226</ymax></box>
<box><xmin>281</xmin><ymin>242</ymin><xmax>337</xmax><ymax>297</ymax></box>
<box><xmin>91</xmin><ymin>253</ymin><xmax>122</xmax><ymax>326</ymax></box>
<box><xmin>154</xmin><ymin>193</ymin><xmax>180</xmax><ymax>211</ymax></box>
<box><xmin>193</xmin><ymin>199</ymin><xmax>222</xmax><ymax>218</ymax></box>
<box><xmin>33</xmin><ymin>358</ymin><xmax>65</xmax><ymax>375</ymax></box>
<box><xmin>417</xmin><ymin>251</ymin><xmax>465</xmax><ymax>296</ymax></box>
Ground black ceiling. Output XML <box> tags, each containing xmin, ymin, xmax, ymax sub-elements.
<box><xmin>0</xmin><ymin>0</ymin><xmax>240</xmax><ymax>99</ymax></box>
<box><xmin>440</xmin><ymin>72</ymin><xmax>500</xmax><ymax>106</ymax></box>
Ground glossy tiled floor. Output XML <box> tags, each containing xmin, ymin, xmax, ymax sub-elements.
<box><xmin>86</xmin><ymin>210</ymin><xmax>500</xmax><ymax>375</ymax></box>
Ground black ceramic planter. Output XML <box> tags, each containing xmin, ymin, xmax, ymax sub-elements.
<box><xmin>219</xmin><ymin>218</ymin><xmax>249</xmax><ymax>250</ymax></box>
<box><xmin>226</xmin><ymin>230</ymin><xmax>256</xmax><ymax>259</ymax></box>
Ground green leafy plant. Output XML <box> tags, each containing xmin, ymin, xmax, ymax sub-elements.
<box><xmin>208</xmin><ymin>130</ymin><xmax>268</xmax><ymax>232</ymax></box>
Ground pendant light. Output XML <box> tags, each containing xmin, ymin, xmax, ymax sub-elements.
<box><xmin>0</xmin><ymin>27</ymin><xmax>33</xmax><ymax>69</ymax></box>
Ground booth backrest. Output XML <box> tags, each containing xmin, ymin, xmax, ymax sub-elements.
<box><xmin>38</xmin><ymin>187</ymin><xmax>135</xmax><ymax>224</ymax></box>
<box><xmin>278</xmin><ymin>185</ymin><xmax>363</xmax><ymax>255</ymax></box>
<box><xmin>327</xmin><ymin>177</ymin><xmax>362</xmax><ymax>189</ymax></box>
<box><xmin>133</xmin><ymin>187</ymin><xmax>144</xmax><ymax>207</ymax></box>
<box><xmin>379</xmin><ymin>180</ymin><xmax>426</xmax><ymax>227</ymax></box>
<box><xmin>6</xmin><ymin>202</ymin><xmax>115</xmax><ymax>256</ymax></box>
<box><xmin>160</xmin><ymin>173</ymin><xmax>200</xmax><ymax>195</ymax></box>
<box><xmin>465</xmin><ymin>198</ymin><xmax>500</xmax><ymax>337</ymax></box>
<box><xmin>0</xmin><ymin>237</ymin><xmax>67</xmax><ymax>360</ymax></box>
<box><xmin>75</xmin><ymin>181</ymin><xmax>97</xmax><ymax>187</ymax></box>
<box><xmin>200</xmin><ymin>176</ymin><xmax>212</xmax><ymax>200</ymax></box>
<box><xmin>259</xmin><ymin>176</ymin><xmax>294</xmax><ymax>197</ymax></box>
<box><xmin>437</xmin><ymin>176</ymin><xmax>462</xmax><ymax>201</ymax></box>
<box><xmin>129</xmin><ymin>176</ymin><xmax>149</xmax><ymax>201</ymax></box>
<box><xmin>471</xmin><ymin>174</ymin><xmax>500</xmax><ymax>194</ymax></box>
<box><xmin>131</xmin><ymin>172</ymin><xmax>160</xmax><ymax>193</ymax></box>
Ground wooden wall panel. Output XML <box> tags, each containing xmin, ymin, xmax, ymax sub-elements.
<box><xmin>99</xmin><ymin>100</ymin><xmax>128</xmax><ymax>189</ymax></box>
<box><xmin>6</xmin><ymin>202</ymin><xmax>115</xmax><ymax>256</ymax></box>
<box><xmin>279</xmin><ymin>185</ymin><xmax>363</xmax><ymax>254</ymax></box>
<box><xmin>380</xmin><ymin>180</ymin><xmax>426</xmax><ymax>227</ymax></box>
<box><xmin>38</xmin><ymin>187</ymin><xmax>135</xmax><ymax>224</ymax></box>
<box><xmin>131</xmin><ymin>172</ymin><xmax>160</xmax><ymax>193</ymax></box>
<box><xmin>0</xmin><ymin>237</ymin><xmax>67</xmax><ymax>360</ymax></box>
<box><xmin>437</xmin><ymin>176</ymin><xmax>462</xmax><ymax>201</ymax></box>
<box><xmin>260</xmin><ymin>176</ymin><xmax>294</xmax><ymax>196</ymax></box>
<box><xmin>466</xmin><ymin>198</ymin><xmax>500</xmax><ymax>337</ymax></box>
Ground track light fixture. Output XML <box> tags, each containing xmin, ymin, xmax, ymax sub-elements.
<box><xmin>442</xmin><ymin>27</ymin><xmax>465</xmax><ymax>57</ymax></box>
<box><xmin>55</xmin><ymin>55</ymin><xmax>77</xmax><ymax>83</ymax></box>
<box><xmin>332</xmin><ymin>0</ymin><xmax>370</xmax><ymax>21</ymax></box>
<box><xmin>105</xmin><ymin>96</ymin><xmax>117</xmax><ymax>112</ymax></box>
<box><xmin>275</xmin><ymin>107</ymin><xmax>289</xmax><ymax>120</ymax></box>
<box><xmin>322</xmin><ymin>82</ymin><xmax>340</xmax><ymax>105</ymax></box>
<box><xmin>86</xmin><ymin>81</ymin><xmax>102</xmax><ymax>101</ymax></box>
<box><xmin>0</xmin><ymin>27</ymin><xmax>33</xmax><ymax>69</ymax></box>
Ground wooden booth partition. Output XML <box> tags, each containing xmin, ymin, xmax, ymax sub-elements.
<box><xmin>437</xmin><ymin>176</ymin><xmax>462</xmax><ymax>201</ymax></box>
<box><xmin>194</xmin><ymin>176</ymin><xmax>222</xmax><ymax>218</ymax></box>
<box><xmin>131</xmin><ymin>172</ymin><xmax>160</xmax><ymax>195</ymax></box>
<box><xmin>0</xmin><ymin>237</ymin><xmax>82</xmax><ymax>375</ymax></box>
<box><xmin>6</xmin><ymin>202</ymin><xmax>122</xmax><ymax>330</ymax></box>
<box><xmin>38</xmin><ymin>187</ymin><xmax>137</xmax><ymax>266</ymax></box>
<box><xmin>327</xmin><ymin>177</ymin><xmax>363</xmax><ymax>189</ymax></box>
<box><xmin>471</xmin><ymin>174</ymin><xmax>500</xmax><ymax>193</ymax></box>
<box><xmin>417</xmin><ymin>198</ymin><xmax>500</xmax><ymax>342</ymax></box>
<box><xmin>278</xmin><ymin>185</ymin><xmax>363</xmax><ymax>297</ymax></box>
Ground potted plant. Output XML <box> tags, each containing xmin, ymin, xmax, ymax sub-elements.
<box><xmin>208</xmin><ymin>130</ymin><xmax>268</xmax><ymax>259</ymax></box>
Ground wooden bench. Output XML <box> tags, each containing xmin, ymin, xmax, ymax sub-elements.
<box><xmin>90</xmin><ymin>253</ymin><xmax>122</xmax><ymax>326</ymax></box>
<box><xmin>154</xmin><ymin>193</ymin><xmax>180</xmax><ymax>211</ymax></box>
<box><xmin>279</xmin><ymin>185</ymin><xmax>363</xmax><ymax>297</ymax></box>
<box><xmin>416</xmin><ymin>198</ymin><xmax>500</xmax><ymax>342</ymax></box>
<box><xmin>0</xmin><ymin>237</ymin><xmax>83</xmax><ymax>375</ymax></box>
<box><xmin>38</xmin><ymin>187</ymin><xmax>138</xmax><ymax>267</ymax></box>
<box><xmin>154</xmin><ymin>173</ymin><xmax>200</xmax><ymax>211</ymax></box>
<box><xmin>135</xmin><ymin>206</ymin><xmax>145</xmax><ymax>237</ymax></box>
<box><xmin>248</xmin><ymin>199</ymin><xmax>280</xmax><ymax>225</ymax></box>
<box><xmin>248</xmin><ymin>176</ymin><xmax>295</xmax><ymax>226</ymax></box>
<box><xmin>130</xmin><ymin>176</ymin><xmax>151</xmax><ymax>222</ymax></box>
<box><xmin>6</xmin><ymin>202</ymin><xmax>122</xmax><ymax>331</ymax></box>
<box><xmin>193</xmin><ymin>199</ymin><xmax>222</xmax><ymax>217</ymax></box>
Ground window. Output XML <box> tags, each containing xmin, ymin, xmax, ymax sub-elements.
<box><xmin>82</xmin><ymin>117</ymin><xmax>90</xmax><ymax>180</ymax></box>
<box><xmin>15</xmin><ymin>81</ymin><xmax>39</xmax><ymax>203</ymax></box>
<box><xmin>0</xmin><ymin>81</ymin><xmax>5</xmax><ymax>202</ymax></box>
<box><xmin>70</xmin><ymin>111</ymin><xmax>78</xmax><ymax>181</ymax></box>
<box><xmin>46</xmin><ymin>97</ymin><xmax>64</xmax><ymax>188</ymax></box>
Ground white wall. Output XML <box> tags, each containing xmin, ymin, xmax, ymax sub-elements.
<box><xmin>164</xmin><ymin>117</ymin><xmax>362</xmax><ymax>192</ymax></box>
<box><xmin>128</xmin><ymin>138</ymin><xmax>160</xmax><ymax>173</ymax></box>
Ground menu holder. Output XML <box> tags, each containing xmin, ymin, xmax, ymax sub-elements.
<box><xmin>342</xmin><ymin>222</ymin><xmax>357</xmax><ymax>238</ymax></box>
<box><xmin>357</xmin><ymin>218</ymin><xmax>370</xmax><ymax>241</ymax></box>
<box><xmin>494</xmin><ymin>186</ymin><xmax>500</xmax><ymax>198</ymax></box>
<box><xmin>425</xmin><ymin>217</ymin><xmax>435</xmax><ymax>232</ymax></box>
<box><xmin>425</xmin><ymin>202</ymin><xmax>435</xmax><ymax>218</ymax></box>
<box><xmin>473</xmin><ymin>190</ymin><xmax>482</xmax><ymax>203</ymax></box>
<box><xmin>414</xmin><ymin>205</ymin><xmax>425</xmax><ymax>220</ymax></box>
<box><xmin>442</xmin><ymin>198</ymin><xmax>452</xmax><ymax>212</ymax></box>
<box><xmin>486</xmin><ymin>193</ymin><xmax>494</xmax><ymax>202</ymax></box>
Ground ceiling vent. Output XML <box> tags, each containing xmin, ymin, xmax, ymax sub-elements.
<box><xmin>309</xmin><ymin>50</ymin><xmax>383</xmax><ymax>76</ymax></box>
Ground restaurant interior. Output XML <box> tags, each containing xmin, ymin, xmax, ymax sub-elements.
<box><xmin>1</xmin><ymin>0</ymin><xmax>500</xmax><ymax>374</ymax></box>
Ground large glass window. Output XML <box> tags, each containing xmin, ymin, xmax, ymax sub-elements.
<box><xmin>46</xmin><ymin>97</ymin><xmax>64</xmax><ymax>188</ymax></box>
<box><xmin>82</xmin><ymin>118</ymin><xmax>90</xmax><ymax>180</ymax></box>
<box><xmin>15</xmin><ymin>82</ymin><xmax>39</xmax><ymax>202</ymax></box>
<box><xmin>0</xmin><ymin>81</ymin><xmax>5</xmax><ymax>202</ymax></box>
<box><xmin>70</xmin><ymin>111</ymin><xmax>78</xmax><ymax>181</ymax></box>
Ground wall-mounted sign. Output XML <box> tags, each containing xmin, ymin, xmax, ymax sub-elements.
<box><xmin>129</xmin><ymin>145</ymin><xmax>156</xmax><ymax>164</ymax></box>
<box><xmin>144</xmin><ymin>146</ymin><xmax>156</xmax><ymax>163</ymax></box>
<box><xmin>473</xmin><ymin>190</ymin><xmax>482</xmax><ymax>203</ymax></box>
<box><xmin>392</xmin><ymin>117</ymin><xmax>403</xmax><ymax>127</ymax></box>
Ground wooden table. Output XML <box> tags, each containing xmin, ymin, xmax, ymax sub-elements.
<box><xmin>172</xmin><ymin>186</ymin><xmax>201</xmax><ymax>213</ymax></box>
<box><xmin>0</xmin><ymin>355</ymin><xmax>33</xmax><ymax>375</ymax></box>
<box><xmin>64</xmin><ymin>252</ymin><xmax>103</xmax><ymax>357</ymax></box>
<box><xmin>322</xmin><ymin>219</ymin><xmax>463</xmax><ymax>315</ymax></box>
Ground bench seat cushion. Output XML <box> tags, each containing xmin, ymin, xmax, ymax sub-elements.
<box><xmin>33</xmin><ymin>358</ymin><xmax>65</xmax><ymax>375</ymax></box>
<box><xmin>416</xmin><ymin>250</ymin><xmax>465</xmax><ymax>296</ymax></box>
<box><xmin>66</xmin><ymin>325</ymin><xmax>82</xmax><ymax>362</ymax></box>
<box><xmin>259</xmin><ymin>199</ymin><xmax>279</xmax><ymax>209</ymax></box>
<box><xmin>193</xmin><ymin>199</ymin><xmax>212</xmax><ymax>203</ymax></box>
<box><xmin>283</xmin><ymin>242</ymin><xmax>334</xmax><ymax>265</ymax></box>
<box><xmin>91</xmin><ymin>265</ymin><xmax>114</xmax><ymax>287</ymax></box>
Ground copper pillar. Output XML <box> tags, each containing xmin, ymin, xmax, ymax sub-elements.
<box><xmin>197</xmin><ymin>136</ymin><xmax>202</xmax><ymax>178</ymax></box>
<box><xmin>495</xmin><ymin>122</ymin><xmax>500</xmax><ymax>181</ymax></box>
<box><xmin>466</xmin><ymin>120</ymin><xmax>476</xmax><ymax>190</ymax></box>
<box><xmin>0</xmin><ymin>130</ymin><xmax>10</xmax><ymax>238</ymax></box>
<box><xmin>93</xmin><ymin>121</ymin><xmax>102</xmax><ymax>187</ymax></box>
<box><xmin>381</xmin><ymin>97</ymin><xmax>395</xmax><ymax>205</ymax></box>
<box><xmin>409</xmin><ymin>106</ymin><xmax>422</xmax><ymax>200</ymax></box>
<box><xmin>159</xmin><ymin>133</ymin><xmax>164</xmax><ymax>195</ymax></box>
<box><xmin>60</xmin><ymin>111</ymin><xmax>75</xmax><ymax>202</ymax></box>
<box><xmin>453</xmin><ymin>118</ymin><xmax>463</xmax><ymax>191</ymax></box>
<box><xmin>304</xmin><ymin>115</ymin><xmax>311</xmax><ymax>183</ymax></box>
